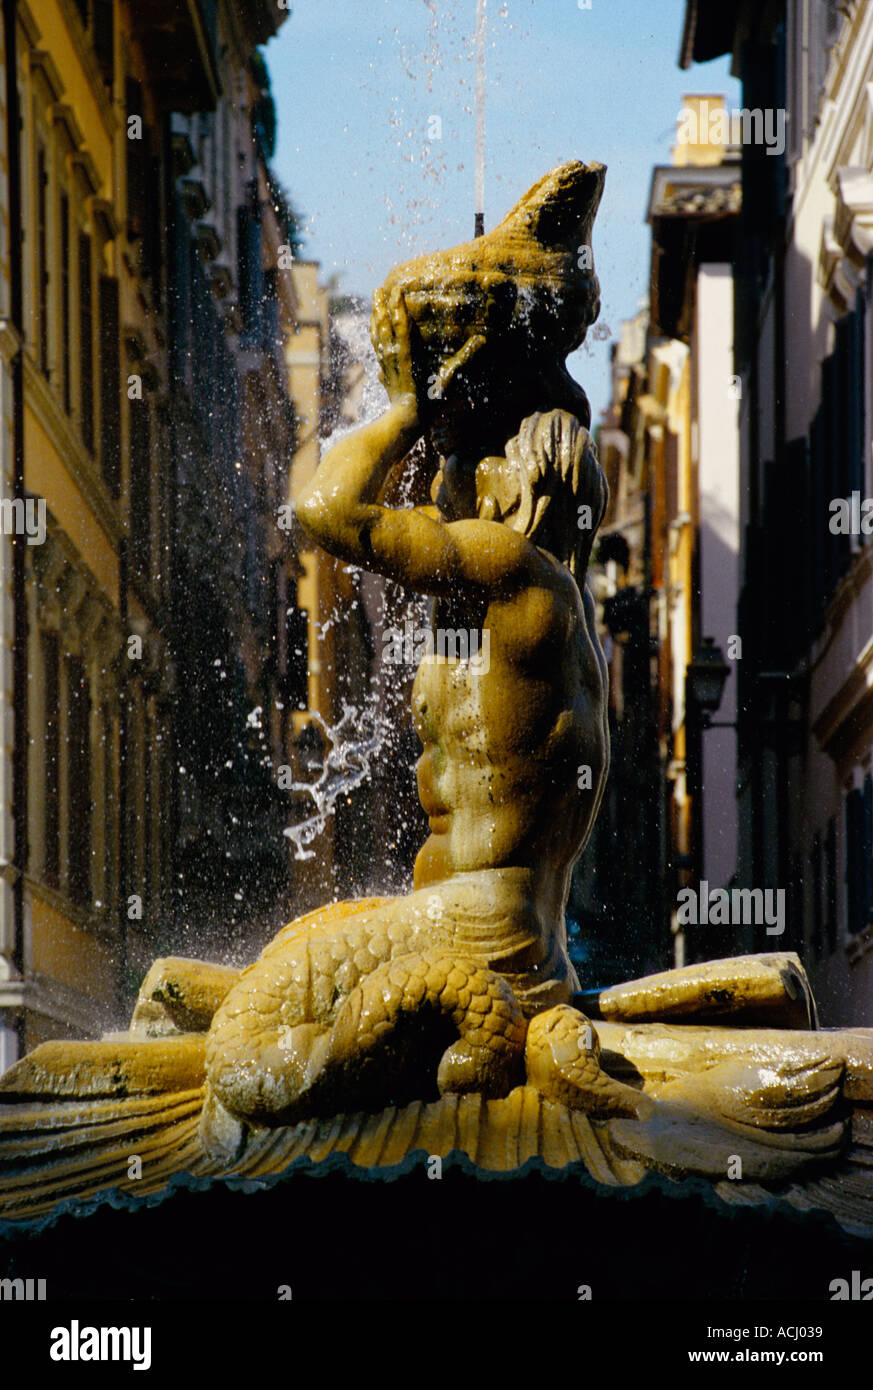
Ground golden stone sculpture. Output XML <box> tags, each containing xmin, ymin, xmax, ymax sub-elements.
<box><xmin>2</xmin><ymin>162</ymin><xmax>873</xmax><ymax>1234</ymax></box>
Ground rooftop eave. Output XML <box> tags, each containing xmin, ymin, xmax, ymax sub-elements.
<box><xmin>679</xmin><ymin>0</ymin><xmax>741</xmax><ymax>70</ymax></box>
<box><xmin>679</xmin><ymin>0</ymin><xmax>784</xmax><ymax>77</ymax></box>
<box><xmin>238</xmin><ymin>0</ymin><xmax>290</xmax><ymax>49</ymax></box>
<box><xmin>129</xmin><ymin>0</ymin><xmax>222</xmax><ymax>114</ymax></box>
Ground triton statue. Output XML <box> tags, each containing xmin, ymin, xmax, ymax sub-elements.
<box><xmin>2</xmin><ymin>163</ymin><xmax>872</xmax><ymax>1235</ymax></box>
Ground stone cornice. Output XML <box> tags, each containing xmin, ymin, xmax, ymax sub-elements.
<box><xmin>16</xmin><ymin>0</ymin><xmax>42</xmax><ymax>46</ymax></box>
<box><xmin>0</xmin><ymin>972</ymin><xmax>104</xmax><ymax>1037</ymax></box>
<box><xmin>819</xmin><ymin>167</ymin><xmax>873</xmax><ymax>310</ymax></box>
<box><xmin>791</xmin><ymin>4</ymin><xmax>873</xmax><ymax>234</ymax></box>
<box><xmin>49</xmin><ymin>101</ymin><xmax>84</xmax><ymax>153</ymax></box>
<box><xmin>67</xmin><ymin>148</ymin><xmax>101</xmax><ymax>199</ymax></box>
<box><xmin>811</xmin><ymin>546</ymin><xmax>873</xmax><ymax>765</ymax></box>
<box><xmin>27</xmin><ymin>874</ymin><xmax>118</xmax><ymax>949</ymax></box>
<box><xmin>835</xmin><ymin>166</ymin><xmax>873</xmax><ymax>262</ymax></box>
<box><xmin>26</xmin><ymin>48</ymin><xmax>64</xmax><ymax>102</ymax></box>
<box><xmin>27</xmin><ymin>521</ymin><xmax>172</xmax><ymax>697</ymax></box>
<box><xmin>826</xmin><ymin>4</ymin><xmax>873</xmax><ymax>174</ymax></box>
<box><xmin>819</xmin><ymin>214</ymin><xmax>858</xmax><ymax>312</ymax></box>
<box><xmin>88</xmin><ymin>195</ymin><xmax>120</xmax><ymax>243</ymax></box>
<box><xmin>812</xmin><ymin>643</ymin><xmax>873</xmax><ymax>766</ymax></box>
<box><xmin>23</xmin><ymin>353</ymin><xmax>123</xmax><ymax>550</ymax></box>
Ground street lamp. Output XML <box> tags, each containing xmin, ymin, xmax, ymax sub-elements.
<box><xmin>686</xmin><ymin>637</ymin><xmax>732</xmax><ymax>728</ymax></box>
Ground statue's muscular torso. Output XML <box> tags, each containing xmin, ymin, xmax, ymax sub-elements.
<box><xmin>412</xmin><ymin>546</ymin><xmax>608</xmax><ymax>891</ymax></box>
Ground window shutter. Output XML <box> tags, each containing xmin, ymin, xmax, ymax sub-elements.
<box><xmin>102</xmin><ymin>704</ymin><xmax>114</xmax><ymax>908</ymax></box>
<box><xmin>60</xmin><ymin>194</ymin><xmax>71</xmax><ymax>414</ymax></box>
<box><xmin>93</xmin><ymin>0</ymin><xmax>114</xmax><ymax>85</ymax></box>
<box><xmin>285</xmin><ymin>605</ymin><xmax>309</xmax><ymax>712</ymax></box>
<box><xmin>78</xmin><ymin>232</ymin><xmax>94</xmax><ymax>453</ymax></box>
<box><xmin>851</xmin><ymin>293</ymin><xmax>866</xmax><ymax>501</ymax></box>
<box><xmin>237</xmin><ymin>184</ymin><xmax>263</xmax><ymax>345</ymax></box>
<box><xmin>838</xmin><ymin>308</ymin><xmax>861</xmax><ymax>500</ymax></box>
<box><xmin>170</xmin><ymin>191</ymin><xmax>191</xmax><ymax>385</ymax></box>
<box><xmin>43</xmin><ymin>633</ymin><xmax>60</xmax><ymax>888</ymax></box>
<box><xmin>861</xmin><ymin>778</ymin><xmax>867</xmax><ymax>928</ymax></box>
<box><xmin>99</xmin><ymin>275</ymin><xmax>121</xmax><ymax>496</ymax></box>
<box><xmin>67</xmin><ymin>656</ymin><xmax>92</xmax><ymax>905</ymax></box>
<box><xmin>37</xmin><ymin>147</ymin><xmax>49</xmax><ymax>377</ymax></box>
<box><xmin>822</xmin><ymin>351</ymin><xmax>849</xmax><ymax>590</ymax></box>
<box><xmin>811</xmin><ymin>832</ymin><xmax>823</xmax><ymax>959</ymax></box>
<box><xmin>825</xmin><ymin>816</ymin><xmax>837</xmax><ymax>951</ymax></box>
<box><xmin>846</xmin><ymin>787</ymin><xmax>865</xmax><ymax>934</ymax></box>
<box><xmin>129</xmin><ymin>398</ymin><xmax>151</xmax><ymax>580</ymax></box>
<box><xmin>143</xmin><ymin>153</ymin><xmax>162</xmax><ymax>297</ymax></box>
<box><xmin>809</xmin><ymin>406</ymin><xmax>825</xmax><ymax>616</ymax></box>
<box><xmin>125</xmin><ymin>79</ymin><xmax>146</xmax><ymax>240</ymax></box>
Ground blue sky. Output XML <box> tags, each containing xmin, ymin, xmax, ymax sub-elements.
<box><xmin>265</xmin><ymin>0</ymin><xmax>740</xmax><ymax>421</ymax></box>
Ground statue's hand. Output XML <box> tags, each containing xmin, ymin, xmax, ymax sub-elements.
<box><xmin>371</xmin><ymin>286</ymin><xmax>419</xmax><ymax>419</ymax></box>
<box><xmin>430</xmin><ymin>332</ymin><xmax>487</xmax><ymax>405</ymax></box>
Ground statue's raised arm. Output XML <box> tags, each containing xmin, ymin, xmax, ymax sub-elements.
<box><xmin>294</xmin><ymin>160</ymin><xmax>610</xmax><ymax>598</ymax></box>
<box><xmin>293</xmin><ymin>287</ymin><xmax>541</xmax><ymax>597</ymax></box>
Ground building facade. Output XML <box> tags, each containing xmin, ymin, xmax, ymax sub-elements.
<box><xmin>579</xmin><ymin>96</ymin><xmax>742</xmax><ymax>981</ymax></box>
<box><xmin>681</xmin><ymin>0</ymin><xmax>873</xmax><ymax>1021</ymax></box>
<box><xmin>0</xmin><ymin>0</ymin><xmax>372</xmax><ymax>1066</ymax></box>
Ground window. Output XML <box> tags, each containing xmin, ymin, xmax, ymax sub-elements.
<box><xmin>143</xmin><ymin>151</ymin><xmax>162</xmax><ymax>298</ymax></box>
<box><xmin>807</xmin><ymin>0</ymin><xmax>842</xmax><ymax>138</ymax></box>
<box><xmin>837</xmin><ymin>294</ymin><xmax>865</xmax><ymax>505</ymax></box>
<box><xmin>786</xmin><ymin>1</ymin><xmax>805</xmax><ymax>164</ymax></box>
<box><xmin>845</xmin><ymin>780</ymin><xmax>873</xmax><ymax>936</ymax></box>
<box><xmin>808</xmin><ymin>293</ymin><xmax>866</xmax><ymax>614</ymax></box>
<box><xmin>221</xmin><ymin>100</ymin><xmax>231</xmax><ymax>241</ymax></box>
<box><xmin>99</xmin><ymin>275</ymin><xmax>121</xmax><ymax>494</ymax></box>
<box><xmin>60</xmin><ymin>193</ymin><xmax>71</xmax><ymax>413</ymax></box>
<box><xmin>124</xmin><ymin>697</ymin><xmax>139</xmax><ymax>914</ymax></box>
<box><xmin>788</xmin><ymin>853</ymin><xmax>802</xmax><ymax>954</ymax></box>
<box><xmin>845</xmin><ymin>787</ymin><xmax>861</xmax><ymax>934</ymax></box>
<box><xmin>124</xmin><ymin>82</ymin><xmax>161</xmax><ymax>296</ymax></box>
<box><xmin>72</xmin><ymin>0</ymin><xmax>114</xmax><ymax>88</ymax></box>
<box><xmin>125</xmin><ymin>79</ymin><xmax>145</xmax><ymax>241</ymax></box>
<box><xmin>246</xmin><ymin>510</ymin><xmax>261</xmax><ymax>615</ymax></box>
<box><xmin>285</xmin><ymin>604</ymin><xmax>309</xmax><ymax>711</ymax></box>
<box><xmin>36</xmin><ymin>145</ymin><xmax>49</xmax><ymax>377</ymax></box>
<box><xmin>147</xmin><ymin>704</ymin><xmax>161</xmax><ymax>921</ymax></box>
<box><xmin>237</xmin><ymin>182</ymin><xmax>264</xmax><ymax>346</ymax></box>
<box><xmin>143</xmin><ymin>704</ymin><xmax>152</xmax><ymax>913</ymax></box>
<box><xmin>67</xmin><ymin>656</ymin><xmax>92</xmax><ymax>905</ymax></box>
<box><xmin>78</xmin><ymin>232</ymin><xmax>94</xmax><ymax>453</ymax></box>
<box><xmin>825</xmin><ymin>816</ymin><xmax>837</xmax><ymax>951</ymax></box>
<box><xmin>102</xmin><ymin>703</ymin><xmax>114</xmax><ymax>910</ymax></box>
<box><xmin>129</xmin><ymin>397</ymin><xmax>151</xmax><ymax>579</ymax></box>
<box><xmin>810</xmin><ymin>831</ymin><xmax>823</xmax><ymax>959</ymax></box>
<box><xmin>865</xmin><ymin>772</ymin><xmax>873</xmax><ymax>928</ymax></box>
<box><xmin>42</xmin><ymin>633</ymin><xmax>60</xmax><ymax>887</ymax></box>
<box><xmin>92</xmin><ymin>0</ymin><xmax>114</xmax><ymax>84</ymax></box>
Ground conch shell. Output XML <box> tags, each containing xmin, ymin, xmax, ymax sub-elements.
<box><xmin>376</xmin><ymin>160</ymin><xmax>606</xmax><ymax>426</ymax></box>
